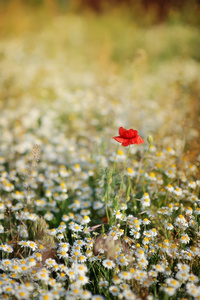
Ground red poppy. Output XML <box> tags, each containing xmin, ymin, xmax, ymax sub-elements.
<box><xmin>113</xmin><ymin>127</ymin><xmax>145</xmax><ymax>147</ymax></box>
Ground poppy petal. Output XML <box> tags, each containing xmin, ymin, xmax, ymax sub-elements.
<box><xmin>119</xmin><ymin>127</ymin><xmax>138</xmax><ymax>139</ymax></box>
<box><xmin>130</xmin><ymin>136</ymin><xmax>145</xmax><ymax>145</ymax></box>
<box><xmin>121</xmin><ymin>140</ymin><xmax>131</xmax><ymax>147</ymax></box>
<box><xmin>112</xmin><ymin>136</ymin><xmax>127</xmax><ymax>143</ymax></box>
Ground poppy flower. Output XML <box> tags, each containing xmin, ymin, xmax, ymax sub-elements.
<box><xmin>113</xmin><ymin>127</ymin><xmax>144</xmax><ymax>147</ymax></box>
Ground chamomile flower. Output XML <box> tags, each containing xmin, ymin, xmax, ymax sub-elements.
<box><xmin>188</xmin><ymin>274</ymin><xmax>199</xmax><ymax>283</ymax></box>
<box><xmin>81</xmin><ymin>215</ymin><xmax>91</xmax><ymax>224</ymax></box>
<box><xmin>0</xmin><ymin>244</ymin><xmax>13</xmax><ymax>253</ymax></box>
<box><xmin>165</xmin><ymin>222</ymin><xmax>174</xmax><ymax>230</ymax></box>
<box><xmin>180</xmin><ymin>234</ymin><xmax>190</xmax><ymax>244</ymax></box>
<box><xmin>69</xmin><ymin>222</ymin><xmax>83</xmax><ymax>233</ymax></box>
<box><xmin>102</xmin><ymin>259</ymin><xmax>116</xmax><ymax>269</ymax></box>
<box><xmin>99</xmin><ymin>280</ymin><xmax>108</xmax><ymax>289</ymax></box>
<box><xmin>185</xmin><ymin>207</ymin><xmax>193</xmax><ymax>215</ymax></box>
<box><xmin>165</xmin><ymin>278</ymin><xmax>181</xmax><ymax>289</ymax></box>
<box><xmin>163</xmin><ymin>286</ymin><xmax>177</xmax><ymax>296</ymax></box>
<box><xmin>143</xmin><ymin>218</ymin><xmax>151</xmax><ymax>225</ymax></box>
<box><xmin>15</xmin><ymin>288</ymin><xmax>30</xmax><ymax>299</ymax></box>
<box><xmin>141</xmin><ymin>193</ymin><xmax>151</xmax><ymax>207</ymax></box>
<box><xmin>173</xmin><ymin>187</ymin><xmax>183</xmax><ymax>197</ymax></box>
<box><xmin>76</xmin><ymin>274</ymin><xmax>89</xmax><ymax>286</ymax></box>
<box><xmin>114</xmin><ymin>210</ymin><xmax>124</xmax><ymax>220</ymax></box>
<box><xmin>109</xmin><ymin>285</ymin><xmax>119</xmax><ymax>296</ymax></box>
<box><xmin>175</xmin><ymin>215</ymin><xmax>188</xmax><ymax>230</ymax></box>
<box><xmin>126</xmin><ymin>167</ymin><xmax>137</xmax><ymax>177</ymax></box>
<box><xmin>92</xmin><ymin>295</ymin><xmax>105</xmax><ymax>300</ymax></box>
<box><xmin>122</xmin><ymin>289</ymin><xmax>136</xmax><ymax>300</ymax></box>
<box><xmin>165</xmin><ymin>184</ymin><xmax>174</xmax><ymax>193</ymax></box>
<box><xmin>39</xmin><ymin>292</ymin><xmax>54</xmax><ymax>300</ymax></box>
<box><xmin>119</xmin><ymin>271</ymin><xmax>132</xmax><ymax>280</ymax></box>
<box><xmin>81</xmin><ymin>290</ymin><xmax>92</xmax><ymax>299</ymax></box>
<box><xmin>153</xmin><ymin>264</ymin><xmax>165</xmax><ymax>273</ymax></box>
<box><xmin>116</xmin><ymin>256</ymin><xmax>129</xmax><ymax>267</ymax></box>
<box><xmin>175</xmin><ymin>270</ymin><xmax>189</xmax><ymax>282</ymax></box>
<box><xmin>188</xmin><ymin>181</ymin><xmax>196</xmax><ymax>189</ymax></box>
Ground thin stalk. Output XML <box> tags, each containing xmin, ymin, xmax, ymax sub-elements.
<box><xmin>142</xmin><ymin>145</ymin><xmax>150</xmax><ymax>193</ymax></box>
<box><xmin>119</xmin><ymin>145</ymin><xmax>130</xmax><ymax>192</ymax></box>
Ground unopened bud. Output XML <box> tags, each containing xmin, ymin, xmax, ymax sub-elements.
<box><xmin>147</xmin><ymin>135</ymin><xmax>153</xmax><ymax>145</ymax></box>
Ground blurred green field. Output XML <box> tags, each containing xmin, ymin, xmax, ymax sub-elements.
<box><xmin>0</xmin><ymin>2</ymin><xmax>200</xmax><ymax>159</ymax></box>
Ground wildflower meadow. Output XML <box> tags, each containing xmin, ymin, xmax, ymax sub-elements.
<box><xmin>0</xmin><ymin>2</ymin><xmax>200</xmax><ymax>299</ymax></box>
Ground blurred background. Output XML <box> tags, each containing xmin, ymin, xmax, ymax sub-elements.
<box><xmin>0</xmin><ymin>0</ymin><xmax>199</xmax><ymax>163</ymax></box>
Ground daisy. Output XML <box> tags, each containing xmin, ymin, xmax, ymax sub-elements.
<box><xmin>58</xmin><ymin>242</ymin><xmax>70</xmax><ymax>252</ymax></box>
<box><xmin>44</xmin><ymin>212</ymin><xmax>54</xmax><ymax>221</ymax></box>
<box><xmin>119</xmin><ymin>271</ymin><xmax>132</xmax><ymax>280</ymax></box>
<box><xmin>174</xmin><ymin>215</ymin><xmax>188</xmax><ymax>230</ymax></box>
<box><xmin>165</xmin><ymin>222</ymin><xmax>174</xmax><ymax>230</ymax></box>
<box><xmin>153</xmin><ymin>264</ymin><xmax>165</xmax><ymax>273</ymax></box>
<box><xmin>99</xmin><ymin>280</ymin><xmax>108</xmax><ymax>289</ymax></box>
<box><xmin>122</xmin><ymin>289</ymin><xmax>136</xmax><ymax>300</ymax></box>
<box><xmin>76</xmin><ymin>274</ymin><xmax>89</xmax><ymax>286</ymax></box>
<box><xmin>165</xmin><ymin>278</ymin><xmax>181</xmax><ymax>289</ymax></box>
<box><xmin>126</xmin><ymin>167</ymin><xmax>137</xmax><ymax>178</ymax></box>
<box><xmin>116</xmin><ymin>256</ymin><xmax>129</xmax><ymax>267</ymax></box>
<box><xmin>75</xmin><ymin>264</ymin><xmax>88</xmax><ymax>274</ymax></box>
<box><xmin>27</xmin><ymin>257</ymin><xmax>36</xmax><ymax>267</ymax></box>
<box><xmin>81</xmin><ymin>215</ymin><xmax>91</xmax><ymax>224</ymax></box>
<box><xmin>28</xmin><ymin>241</ymin><xmax>38</xmax><ymax>251</ymax></box>
<box><xmin>188</xmin><ymin>181</ymin><xmax>196</xmax><ymax>189</ymax></box>
<box><xmin>185</xmin><ymin>207</ymin><xmax>193</xmax><ymax>215</ymax></box>
<box><xmin>114</xmin><ymin>210</ymin><xmax>124</xmax><ymax>220</ymax></box>
<box><xmin>39</xmin><ymin>292</ymin><xmax>54</xmax><ymax>300</ymax></box>
<box><xmin>33</xmin><ymin>252</ymin><xmax>42</xmax><ymax>261</ymax></box>
<box><xmin>180</xmin><ymin>234</ymin><xmax>190</xmax><ymax>244</ymax></box>
<box><xmin>92</xmin><ymin>295</ymin><xmax>105</xmax><ymax>300</ymax></box>
<box><xmin>165</xmin><ymin>170</ymin><xmax>176</xmax><ymax>179</ymax></box>
<box><xmin>15</xmin><ymin>289</ymin><xmax>30</xmax><ymax>299</ymax></box>
<box><xmin>0</xmin><ymin>244</ymin><xmax>13</xmax><ymax>253</ymax></box>
<box><xmin>175</xmin><ymin>270</ymin><xmax>189</xmax><ymax>282</ymax></box>
<box><xmin>81</xmin><ymin>290</ymin><xmax>92</xmax><ymax>299</ymax></box>
<box><xmin>109</xmin><ymin>285</ymin><xmax>119</xmax><ymax>296</ymax></box>
<box><xmin>135</xmin><ymin>248</ymin><xmax>145</xmax><ymax>258</ymax></box>
<box><xmin>163</xmin><ymin>286</ymin><xmax>176</xmax><ymax>296</ymax></box>
<box><xmin>173</xmin><ymin>187</ymin><xmax>183</xmax><ymax>197</ymax></box>
<box><xmin>93</xmin><ymin>201</ymin><xmax>104</xmax><ymax>210</ymax></box>
<box><xmin>45</xmin><ymin>258</ymin><xmax>57</xmax><ymax>269</ymax></box>
<box><xmin>66</xmin><ymin>268</ymin><xmax>76</xmax><ymax>281</ymax></box>
<box><xmin>57</xmin><ymin>250</ymin><xmax>69</xmax><ymax>259</ymax></box>
<box><xmin>37</xmin><ymin>268</ymin><xmax>50</xmax><ymax>284</ymax></box>
<box><xmin>138</xmin><ymin>257</ymin><xmax>149</xmax><ymax>269</ymax></box>
<box><xmin>165</xmin><ymin>184</ymin><xmax>174</xmax><ymax>193</ymax></box>
<box><xmin>62</xmin><ymin>214</ymin><xmax>70</xmax><ymax>222</ymax></box>
<box><xmin>69</xmin><ymin>222</ymin><xmax>83</xmax><ymax>233</ymax></box>
<box><xmin>112</xmin><ymin>275</ymin><xmax>121</xmax><ymax>285</ymax></box>
<box><xmin>57</xmin><ymin>272</ymin><xmax>67</xmax><ymax>282</ymax></box>
<box><xmin>102</xmin><ymin>259</ymin><xmax>116</xmax><ymax>269</ymax></box>
<box><xmin>188</xmin><ymin>274</ymin><xmax>199</xmax><ymax>283</ymax></box>
<box><xmin>141</xmin><ymin>193</ymin><xmax>151</xmax><ymax>208</ymax></box>
<box><xmin>143</xmin><ymin>218</ymin><xmax>151</xmax><ymax>225</ymax></box>
<box><xmin>78</xmin><ymin>255</ymin><xmax>87</xmax><ymax>263</ymax></box>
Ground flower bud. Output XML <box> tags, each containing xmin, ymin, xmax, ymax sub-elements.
<box><xmin>147</xmin><ymin>135</ymin><xmax>153</xmax><ymax>145</ymax></box>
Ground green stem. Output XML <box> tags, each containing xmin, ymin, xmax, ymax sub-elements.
<box><xmin>142</xmin><ymin>145</ymin><xmax>150</xmax><ymax>193</ymax></box>
<box><xmin>120</xmin><ymin>145</ymin><xmax>130</xmax><ymax>192</ymax></box>
<box><xmin>113</xmin><ymin>144</ymin><xmax>119</xmax><ymax>171</ymax></box>
<box><xmin>105</xmin><ymin>201</ymin><xmax>110</xmax><ymax>222</ymax></box>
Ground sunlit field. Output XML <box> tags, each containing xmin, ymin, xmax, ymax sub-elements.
<box><xmin>0</xmin><ymin>2</ymin><xmax>200</xmax><ymax>299</ymax></box>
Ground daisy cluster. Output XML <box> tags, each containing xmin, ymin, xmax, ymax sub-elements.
<box><xmin>0</xmin><ymin>106</ymin><xmax>200</xmax><ymax>300</ymax></box>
